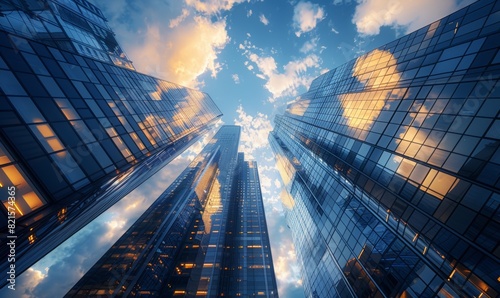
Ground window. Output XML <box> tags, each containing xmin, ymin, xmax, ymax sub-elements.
<box><xmin>8</xmin><ymin>97</ymin><xmax>45</xmax><ymax>123</ymax></box>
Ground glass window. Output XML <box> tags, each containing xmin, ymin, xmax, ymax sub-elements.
<box><xmin>454</xmin><ymin>136</ymin><xmax>480</xmax><ymax>156</ymax></box>
<box><xmin>72</xmin><ymin>81</ymin><xmax>92</xmax><ymax>98</ymax></box>
<box><xmin>50</xmin><ymin>151</ymin><xmax>88</xmax><ymax>186</ymax></box>
<box><xmin>431</xmin><ymin>57</ymin><xmax>461</xmax><ymax>75</ymax></box>
<box><xmin>55</xmin><ymin>98</ymin><xmax>80</xmax><ymax>120</ymax></box>
<box><xmin>38</xmin><ymin>75</ymin><xmax>65</xmax><ymax>97</ymax></box>
<box><xmin>86</xmin><ymin>141</ymin><xmax>113</xmax><ymax>169</ymax></box>
<box><xmin>8</xmin><ymin>97</ymin><xmax>46</xmax><ymax>123</ymax></box>
<box><xmin>22</xmin><ymin>52</ymin><xmax>49</xmax><ymax>75</ymax></box>
<box><xmin>0</xmin><ymin>70</ymin><xmax>27</xmax><ymax>96</ymax></box>
<box><xmin>440</xmin><ymin>42</ymin><xmax>470</xmax><ymax>60</ymax></box>
<box><xmin>0</xmin><ymin>143</ymin><xmax>46</xmax><ymax>218</ymax></box>
<box><xmin>86</xmin><ymin>99</ymin><xmax>105</xmax><ymax>118</ymax></box>
<box><xmin>0</xmin><ymin>57</ymin><xmax>7</xmax><ymax>69</ymax></box>
<box><xmin>59</xmin><ymin>61</ymin><xmax>88</xmax><ymax>81</ymax></box>
<box><xmin>29</xmin><ymin>124</ymin><xmax>65</xmax><ymax>153</ymax></box>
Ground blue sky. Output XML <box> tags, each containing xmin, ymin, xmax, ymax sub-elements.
<box><xmin>0</xmin><ymin>0</ymin><xmax>476</xmax><ymax>297</ymax></box>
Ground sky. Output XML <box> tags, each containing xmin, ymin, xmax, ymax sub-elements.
<box><xmin>0</xmin><ymin>0</ymin><xmax>475</xmax><ymax>297</ymax></box>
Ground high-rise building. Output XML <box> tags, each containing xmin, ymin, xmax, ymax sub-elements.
<box><xmin>0</xmin><ymin>0</ymin><xmax>222</xmax><ymax>282</ymax></box>
<box><xmin>269</xmin><ymin>1</ymin><xmax>499</xmax><ymax>297</ymax></box>
<box><xmin>67</xmin><ymin>125</ymin><xmax>278</xmax><ymax>297</ymax></box>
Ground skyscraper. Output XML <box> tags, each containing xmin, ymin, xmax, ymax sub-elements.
<box><xmin>67</xmin><ymin>125</ymin><xmax>278</xmax><ymax>297</ymax></box>
<box><xmin>270</xmin><ymin>1</ymin><xmax>499</xmax><ymax>297</ymax></box>
<box><xmin>0</xmin><ymin>0</ymin><xmax>222</xmax><ymax>282</ymax></box>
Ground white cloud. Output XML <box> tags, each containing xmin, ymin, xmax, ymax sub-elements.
<box><xmin>185</xmin><ymin>0</ymin><xmax>247</xmax><ymax>14</ymax></box>
<box><xmin>332</xmin><ymin>27</ymin><xmax>339</xmax><ymax>34</ymax></box>
<box><xmin>234</xmin><ymin>105</ymin><xmax>273</xmax><ymax>159</ymax></box>
<box><xmin>169</xmin><ymin>8</ymin><xmax>190</xmax><ymax>28</ymax></box>
<box><xmin>260</xmin><ymin>14</ymin><xmax>270</xmax><ymax>25</ymax></box>
<box><xmin>273</xmin><ymin>239</ymin><xmax>303</xmax><ymax>294</ymax></box>
<box><xmin>247</xmin><ymin>51</ymin><xmax>320</xmax><ymax>102</ymax></box>
<box><xmin>293</xmin><ymin>1</ymin><xmax>325</xmax><ymax>37</ymax></box>
<box><xmin>274</xmin><ymin>179</ymin><xmax>281</xmax><ymax>188</ymax></box>
<box><xmin>300</xmin><ymin>37</ymin><xmax>319</xmax><ymax>53</ymax></box>
<box><xmin>260</xmin><ymin>175</ymin><xmax>272</xmax><ymax>195</ymax></box>
<box><xmin>232</xmin><ymin>73</ymin><xmax>240</xmax><ymax>84</ymax></box>
<box><xmin>353</xmin><ymin>0</ymin><xmax>475</xmax><ymax>36</ymax></box>
<box><xmin>247</xmin><ymin>9</ymin><xmax>253</xmax><ymax>17</ymax></box>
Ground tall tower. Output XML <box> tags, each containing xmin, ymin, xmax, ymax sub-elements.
<box><xmin>66</xmin><ymin>126</ymin><xmax>278</xmax><ymax>297</ymax></box>
<box><xmin>0</xmin><ymin>0</ymin><xmax>222</xmax><ymax>282</ymax></box>
<box><xmin>219</xmin><ymin>153</ymin><xmax>279</xmax><ymax>297</ymax></box>
<box><xmin>270</xmin><ymin>1</ymin><xmax>500</xmax><ymax>297</ymax></box>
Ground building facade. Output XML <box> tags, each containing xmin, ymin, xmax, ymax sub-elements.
<box><xmin>269</xmin><ymin>0</ymin><xmax>499</xmax><ymax>297</ymax></box>
<box><xmin>0</xmin><ymin>0</ymin><xmax>222</xmax><ymax>282</ymax></box>
<box><xmin>67</xmin><ymin>126</ymin><xmax>278</xmax><ymax>297</ymax></box>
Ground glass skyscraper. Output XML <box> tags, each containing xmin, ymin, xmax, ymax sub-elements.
<box><xmin>270</xmin><ymin>1</ymin><xmax>499</xmax><ymax>297</ymax></box>
<box><xmin>0</xmin><ymin>0</ymin><xmax>222</xmax><ymax>282</ymax></box>
<box><xmin>67</xmin><ymin>125</ymin><xmax>278</xmax><ymax>297</ymax></box>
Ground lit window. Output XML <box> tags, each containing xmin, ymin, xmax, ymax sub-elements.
<box><xmin>30</xmin><ymin>124</ymin><xmax>65</xmax><ymax>152</ymax></box>
<box><xmin>0</xmin><ymin>144</ymin><xmax>46</xmax><ymax>217</ymax></box>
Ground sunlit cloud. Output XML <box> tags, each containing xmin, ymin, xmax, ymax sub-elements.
<box><xmin>293</xmin><ymin>1</ymin><xmax>325</xmax><ymax>37</ymax></box>
<box><xmin>353</xmin><ymin>0</ymin><xmax>475</xmax><ymax>36</ymax></box>
<box><xmin>169</xmin><ymin>8</ymin><xmax>190</xmax><ymax>28</ymax></box>
<box><xmin>96</xmin><ymin>0</ymin><xmax>230</xmax><ymax>88</ymax></box>
<box><xmin>247</xmin><ymin>9</ymin><xmax>253</xmax><ymax>17</ymax></box>
<box><xmin>185</xmin><ymin>0</ymin><xmax>248</xmax><ymax>14</ymax></box>
<box><xmin>130</xmin><ymin>16</ymin><xmax>228</xmax><ymax>88</ymax></box>
<box><xmin>260</xmin><ymin>14</ymin><xmax>270</xmax><ymax>25</ymax></box>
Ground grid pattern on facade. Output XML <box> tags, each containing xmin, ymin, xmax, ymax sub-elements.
<box><xmin>0</xmin><ymin>0</ymin><xmax>134</xmax><ymax>68</ymax></box>
<box><xmin>219</xmin><ymin>155</ymin><xmax>279</xmax><ymax>297</ymax></box>
<box><xmin>67</xmin><ymin>126</ymin><xmax>279</xmax><ymax>297</ymax></box>
<box><xmin>270</xmin><ymin>0</ymin><xmax>500</xmax><ymax>297</ymax></box>
<box><xmin>0</xmin><ymin>1</ymin><xmax>222</xmax><ymax>281</ymax></box>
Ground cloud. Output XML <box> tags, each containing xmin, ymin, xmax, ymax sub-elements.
<box><xmin>260</xmin><ymin>14</ymin><xmax>270</xmax><ymax>25</ymax></box>
<box><xmin>96</xmin><ymin>0</ymin><xmax>229</xmax><ymax>88</ymax></box>
<box><xmin>293</xmin><ymin>1</ymin><xmax>325</xmax><ymax>37</ymax></box>
<box><xmin>185</xmin><ymin>0</ymin><xmax>247</xmax><ymax>14</ymax></box>
<box><xmin>169</xmin><ymin>8</ymin><xmax>190</xmax><ymax>28</ymax></box>
<box><xmin>300</xmin><ymin>37</ymin><xmax>319</xmax><ymax>53</ymax></box>
<box><xmin>232</xmin><ymin>73</ymin><xmax>240</xmax><ymax>84</ymax></box>
<box><xmin>248</xmin><ymin>52</ymin><xmax>320</xmax><ymax>102</ymax></box>
<box><xmin>353</xmin><ymin>0</ymin><xmax>475</xmax><ymax>36</ymax></box>
<box><xmin>234</xmin><ymin>105</ymin><xmax>273</xmax><ymax>159</ymax></box>
<box><xmin>130</xmin><ymin>16</ymin><xmax>229</xmax><ymax>88</ymax></box>
<box><xmin>247</xmin><ymin>9</ymin><xmax>253</xmax><ymax>17</ymax></box>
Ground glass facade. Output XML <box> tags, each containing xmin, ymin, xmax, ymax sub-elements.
<box><xmin>269</xmin><ymin>0</ymin><xmax>500</xmax><ymax>297</ymax></box>
<box><xmin>0</xmin><ymin>0</ymin><xmax>222</xmax><ymax>283</ymax></box>
<box><xmin>0</xmin><ymin>0</ymin><xmax>134</xmax><ymax>68</ymax></box>
<box><xmin>219</xmin><ymin>154</ymin><xmax>278</xmax><ymax>297</ymax></box>
<box><xmin>66</xmin><ymin>126</ymin><xmax>278</xmax><ymax>297</ymax></box>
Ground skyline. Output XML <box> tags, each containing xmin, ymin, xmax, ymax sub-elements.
<box><xmin>0</xmin><ymin>0</ymin><xmax>489</xmax><ymax>297</ymax></box>
<box><xmin>67</xmin><ymin>125</ymin><xmax>278</xmax><ymax>297</ymax></box>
